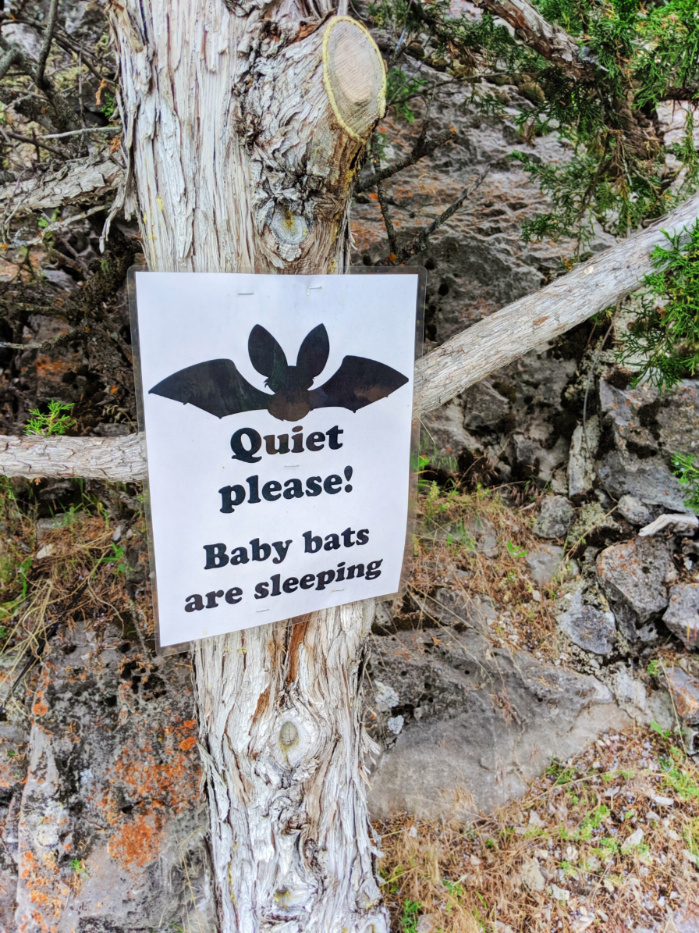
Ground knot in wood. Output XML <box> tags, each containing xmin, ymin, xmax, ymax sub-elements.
<box><xmin>279</xmin><ymin>720</ymin><xmax>298</xmax><ymax>748</ymax></box>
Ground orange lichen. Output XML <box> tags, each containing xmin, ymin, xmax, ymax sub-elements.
<box><xmin>178</xmin><ymin>735</ymin><xmax>197</xmax><ymax>751</ymax></box>
<box><xmin>108</xmin><ymin>813</ymin><xmax>164</xmax><ymax>868</ymax></box>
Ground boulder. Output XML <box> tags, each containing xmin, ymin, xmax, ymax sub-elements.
<box><xmin>534</xmin><ymin>496</ymin><xmax>574</xmax><ymax>540</ymax></box>
<box><xmin>596</xmin><ymin>538</ymin><xmax>673</xmax><ymax>642</ymax></box>
<box><xmin>367</xmin><ymin>630</ymin><xmax>632</xmax><ymax>820</ymax></box>
<box><xmin>557</xmin><ymin>589</ymin><xmax>617</xmax><ymax>655</ymax></box>
<box><xmin>663</xmin><ymin>583</ymin><xmax>699</xmax><ymax>650</ymax></box>
<box><xmin>10</xmin><ymin>621</ymin><xmax>213</xmax><ymax>933</ymax></box>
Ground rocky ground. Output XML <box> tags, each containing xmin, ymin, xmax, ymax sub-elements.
<box><xmin>1</xmin><ymin>39</ymin><xmax>698</xmax><ymax>933</ymax></box>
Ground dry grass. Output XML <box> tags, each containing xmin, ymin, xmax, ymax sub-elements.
<box><xmin>0</xmin><ymin>477</ymin><xmax>152</xmax><ymax>715</ymax></box>
<box><xmin>396</xmin><ymin>481</ymin><xmax>570</xmax><ymax>661</ymax></box>
<box><xmin>376</xmin><ymin>727</ymin><xmax>699</xmax><ymax>932</ymax></box>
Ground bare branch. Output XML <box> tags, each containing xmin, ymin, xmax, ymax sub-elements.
<box><xmin>44</xmin><ymin>126</ymin><xmax>119</xmax><ymax>139</ymax></box>
<box><xmin>35</xmin><ymin>0</ymin><xmax>60</xmax><ymax>89</ymax></box>
<box><xmin>356</xmin><ymin>128</ymin><xmax>455</xmax><ymax>193</ymax></box>
<box><xmin>381</xmin><ymin>168</ymin><xmax>489</xmax><ymax>265</ymax></box>
<box><xmin>3</xmin><ymin>190</ymin><xmax>698</xmax><ymax>482</ymax></box>
<box><xmin>1</xmin><ymin>128</ymin><xmax>67</xmax><ymax>158</ymax></box>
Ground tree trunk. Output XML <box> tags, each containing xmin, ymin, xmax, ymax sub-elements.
<box><xmin>107</xmin><ymin>1</ymin><xmax>388</xmax><ymax>930</ymax></box>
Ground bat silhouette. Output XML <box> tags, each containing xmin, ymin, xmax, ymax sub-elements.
<box><xmin>149</xmin><ymin>323</ymin><xmax>409</xmax><ymax>422</ymax></box>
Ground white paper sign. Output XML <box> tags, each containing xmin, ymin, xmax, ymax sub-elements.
<box><xmin>132</xmin><ymin>271</ymin><xmax>419</xmax><ymax>650</ymax></box>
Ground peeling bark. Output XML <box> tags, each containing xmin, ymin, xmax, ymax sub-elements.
<box><xmin>105</xmin><ymin>2</ymin><xmax>388</xmax><ymax>930</ymax></box>
<box><xmin>0</xmin><ymin>156</ymin><xmax>124</xmax><ymax>217</ymax></box>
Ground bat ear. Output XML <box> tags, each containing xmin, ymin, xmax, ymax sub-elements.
<box><xmin>296</xmin><ymin>324</ymin><xmax>329</xmax><ymax>381</ymax></box>
<box><xmin>248</xmin><ymin>325</ymin><xmax>289</xmax><ymax>378</ymax></box>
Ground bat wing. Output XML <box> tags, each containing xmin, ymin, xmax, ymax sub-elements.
<box><xmin>149</xmin><ymin>359</ymin><xmax>272</xmax><ymax>418</ymax></box>
<box><xmin>309</xmin><ymin>355</ymin><xmax>409</xmax><ymax>413</ymax></box>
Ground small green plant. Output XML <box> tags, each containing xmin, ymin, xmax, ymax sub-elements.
<box><xmin>399</xmin><ymin>899</ymin><xmax>422</xmax><ymax>933</ymax></box>
<box><xmin>660</xmin><ymin>747</ymin><xmax>699</xmax><ymax>800</ymax></box>
<box><xmin>651</xmin><ymin>720</ymin><xmax>672</xmax><ymax>740</ymax></box>
<box><xmin>24</xmin><ymin>401</ymin><xmax>76</xmax><ymax>437</ymax></box>
<box><xmin>70</xmin><ymin>858</ymin><xmax>88</xmax><ymax>877</ymax></box>
<box><xmin>506</xmin><ymin>539</ymin><xmax>528</xmax><ymax>558</ymax></box>
<box><xmin>646</xmin><ymin>659</ymin><xmax>662</xmax><ymax>677</ymax></box>
<box><xmin>100</xmin><ymin>543</ymin><xmax>127</xmax><ymax>575</ymax></box>
<box><xmin>672</xmin><ymin>452</ymin><xmax>699</xmax><ymax>514</ymax></box>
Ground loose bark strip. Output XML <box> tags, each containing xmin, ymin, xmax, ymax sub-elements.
<box><xmin>0</xmin><ymin>155</ymin><xmax>123</xmax><ymax>216</ymax></box>
<box><xmin>2</xmin><ymin>189</ymin><xmax>697</xmax><ymax>481</ymax></box>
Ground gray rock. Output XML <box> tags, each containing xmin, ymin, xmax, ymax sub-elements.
<box><xmin>519</xmin><ymin>857</ymin><xmax>546</xmax><ymax>892</ymax></box>
<box><xmin>533</xmin><ymin>496</ymin><xmax>574</xmax><ymax>539</ymax></box>
<box><xmin>596</xmin><ymin>537</ymin><xmax>673</xmax><ymax>642</ymax></box>
<box><xmin>664</xmin><ymin>584</ymin><xmax>699</xmax><ymax>650</ymax></box>
<box><xmin>374</xmin><ymin>681</ymin><xmax>399</xmax><ymax>711</ymax></box>
<box><xmin>597</xmin><ymin>378</ymin><xmax>699</xmax><ymax>514</ymax></box>
<box><xmin>367</xmin><ymin>630</ymin><xmax>632</xmax><ymax>820</ymax></box>
<box><xmin>557</xmin><ymin>590</ymin><xmax>617</xmax><ymax>655</ymax></box>
<box><xmin>568</xmin><ymin>417</ymin><xmax>599</xmax><ymax>498</ymax></box>
<box><xmin>525</xmin><ymin>544</ymin><xmax>564</xmax><ymax>586</ymax></box>
<box><xmin>665</xmin><ymin>668</ymin><xmax>699</xmax><ymax>724</ymax></box>
<box><xmin>618</xmin><ymin>494</ymin><xmax>653</xmax><ymax>527</ymax></box>
<box><xmin>512</xmin><ymin>433</ymin><xmax>569</xmax><ymax>485</ymax></box>
<box><xmin>36</xmin><ymin>512</ymin><xmax>83</xmax><ymax>539</ymax></box>
<box><xmin>12</xmin><ymin>621</ymin><xmax>214</xmax><ymax>933</ymax></box>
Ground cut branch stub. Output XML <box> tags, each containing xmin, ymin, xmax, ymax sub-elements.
<box><xmin>323</xmin><ymin>17</ymin><xmax>386</xmax><ymax>142</ymax></box>
<box><xmin>245</xmin><ymin>16</ymin><xmax>385</xmax><ymax>271</ymax></box>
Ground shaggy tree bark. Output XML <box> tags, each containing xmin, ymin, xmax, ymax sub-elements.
<box><xmin>106</xmin><ymin>2</ymin><xmax>388</xmax><ymax>931</ymax></box>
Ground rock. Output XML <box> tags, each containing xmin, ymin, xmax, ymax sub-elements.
<box><xmin>557</xmin><ymin>590</ymin><xmax>617</xmax><ymax>655</ymax></box>
<box><xmin>374</xmin><ymin>681</ymin><xmax>399</xmax><ymax>711</ymax></box>
<box><xmin>420</xmin><ymin>587</ymin><xmax>497</xmax><ymax>630</ymax></box>
<box><xmin>519</xmin><ymin>857</ymin><xmax>546</xmax><ymax>892</ymax></box>
<box><xmin>622</xmin><ymin>827</ymin><xmax>645</xmax><ymax>853</ymax></box>
<box><xmin>569</xmin><ymin>501</ymin><xmax>623</xmax><ymax>545</ymax></box>
<box><xmin>525</xmin><ymin>544</ymin><xmax>564</xmax><ymax>586</ymax></box>
<box><xmin>367</xmin><ymin>631</ymin><xmax>632</xmax><ymax>821</ymax></box>
<box><xmin>11</xmin><ymin>621</ymin><xmax>213</xmax><ymax>932</ymax></box>
<box><xmin>420</xmin><ymin>400</ymin><xmax>476</xmax><ymax>460</ymax></box>
<box><xmin>597</xmin><ymin>378</ymin><xmax>698</xmax><ymax>514</ymax></box>
<box><xmin>639</xmin><ymin>513</ymin><xmax>699</xmax><ymax>539</ymax></box>
<box><xmin>664</xmin><ymin>584</ymin><xmax>699</xmax><ymax>650</ymax></box>
<box><xmin>665</xmin><ymin>668</ymin><xmax>699</xmax><ymax>725</ymax></box>
<box><xmin>548</xmin><ymin>883</ymin><xmax>571</xmax><ymax>902</ymax></box>
<box><xmin>534</xmin><ymin>496</ymin><xmax>574</xmax><ymax>540</ymax></box>
<box><xmin>596</xmin><ymin>538</ymin><xmax>673</xmax><ymax>642</ymax></box>
<box><xmin>388</xmin><ymin>715</ymin><xmax>404</xmax><ymax>735</ymax></box>
<box><xmin>568</xmin><ymin>417</ymin><xmax>599</xmax><ymax>498</ymax></box>
<box><xmin>36</xmin><ymin>512</ymin><xmax>82</xmax><ymax>539</ymax></box>
<box><xmin>603</xmin><ymin>664</ymin><xmax>673</xmax><ymax>729</ymax></box>
<box><xmin>512</xmin><ymin>433</ymin><xmax>569</xmax><ymax>485</ymax></box>
<box><xmin>35</xmin><ymin>543</ymin><xmax>56</xmax><ymax>560</ymax></box>
<box><xmin>618</xmin><ymin>495</ymin><xmax>653</xmax><ymax>527</ymax></box>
